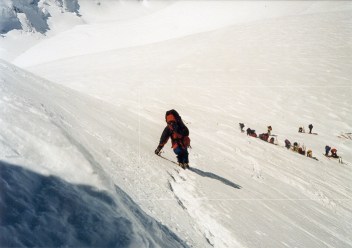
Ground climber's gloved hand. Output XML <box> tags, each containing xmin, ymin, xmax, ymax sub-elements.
<box><xmin>155</xmin><ymin>146</ymin><xmax>162</xmax><ymax>155</ymax></box>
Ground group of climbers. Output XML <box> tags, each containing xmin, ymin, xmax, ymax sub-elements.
<box><xmin>285</xmin><ymin>140</ymin><xmax>317</xmax><ymax>159</ymax></box>
<box><xmin>245</xmin><ymin>126</ymin><xmax>275</xmax><ymax>143</ymax></box>
<box><xmin>325</xmin><ymin>146</ymin><xmax>339</xmax><ymax>158</ymax></box>
<box><xmin>153</xmin><ymin>111</ymin><xmax>343</xmax><ymax>168</ymax></box>
<box><xmin>324</xmin><ymin>146</ymin><xmax>342</xmax><ymax>163</ymax></box>
<box><xmin>246</xmin><ymin>123</ymin><xmax>275</xmax><ymax>144</ymax></box>
<box><xmin>240</xmin><ymin>123</ymin><xmax>341</xmax><ymax>162</ymax></box>
<box><xmin>245</xmin><ymin>124</ymin><xmax>275</xmax><ymax>144</ymax></box>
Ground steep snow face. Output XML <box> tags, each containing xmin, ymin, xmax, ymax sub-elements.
<box><xmin>1</xmin><ymin>161</ymin><xmax>159</xmax><ymax>248</ymax></box>
<box><xmin>18</xmin><ymin>2</ymin><xmax>352</xmax><ymax>247</ymax></box>
<box><xmin>0</xmin><ymin>60</ymin><xmax>103</xmax><ymax>187</ymax></box>
<box><xmin>0</xmin><ymin>60</ymin><xmax>194</xmax><ymax>248</ymax></box>
<box><xmin>2</xmin><ymin>1</ymin><xmax>352</xmax><ymax>248</ymax></box>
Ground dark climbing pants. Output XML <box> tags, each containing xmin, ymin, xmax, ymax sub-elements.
<box><xmin>174</xmin><ymin>147</ymin><xmax>189</xmax><ymax>164</ymax></box>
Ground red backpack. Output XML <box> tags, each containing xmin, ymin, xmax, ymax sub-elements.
<box><xmin>166</xmin><ymin>110</ymin><xmax>191</xmax><ymax>148</ymax></box>
<box><xmin>183</xmin><ymin>136</ymin><xmax>191</xmax><ymax>148</ymax></box>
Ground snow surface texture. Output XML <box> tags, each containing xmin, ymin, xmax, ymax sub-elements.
<box><xmin>0</xmin><ymin>161</ymin><xmax>187</xmax><ymax>247</ymax></box>
<box><xmin>1</xmin><ymin>1</ymin><xmax>352</xmax><ymax>248</ymax></box>
<box><xmin>0</xmin><ymin>60</ymin><xmax>189</xmax><ymax>247</ymax></box>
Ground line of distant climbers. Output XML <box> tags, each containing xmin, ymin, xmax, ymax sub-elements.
<box><xmin>239</xmin><ymin>123</ymin><xmax>341</xmax><ymax>163</ymax></box>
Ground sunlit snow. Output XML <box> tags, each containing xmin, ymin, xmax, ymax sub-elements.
<box><xmin>1</xmin><ymin>1</ymin><xmax>352</xmax><ymax>247</ymax></box>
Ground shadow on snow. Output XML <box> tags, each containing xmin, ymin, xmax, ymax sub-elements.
<box><xmin>188</xmin><ymin>167</ymin><xmax>242</xmax><ymax>190</ymax></box>
<box><xmin>0</xmin><ymin>160</ymin><xmax>188</xmax><ymax>248</ymax></box>
<box><xmin>158</xmin><ymin>155</ymin><xmax>241</xmax><ymax>190</ymax></box>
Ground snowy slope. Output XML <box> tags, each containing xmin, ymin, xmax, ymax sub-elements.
<box><xmin>0</xmin><ymin>60</ymin><xmax>199</xmax><ymax>247</ymax></box>
<box><xmin>1</xmin><ymin>1</ymin><xmax>352</xmax><ymax>248</ymax></box>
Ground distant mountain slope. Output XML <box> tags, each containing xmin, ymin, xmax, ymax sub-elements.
<box><xmin>12</xmin><ymin>1</ymin><xmax>352</xmax><ymax>67</ymax></box>
<box><xmin>0</xmin><ymin>0</ymin><xmax>171</xmax><ymax>61</ymax></box>
<box><xmin>0</xmin><ymin>0</ymin><xmax>79</xmax><ymax>34</ymax></box>
<box><xmin>0</xmin><ymin>0</ymin><xmax>169</xmax><ymax>35</ymax></box>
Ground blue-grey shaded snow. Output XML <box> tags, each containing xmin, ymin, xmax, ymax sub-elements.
<box><xmin>0</xmin><ymin>160</ymin><xmax>187</xmax><ymax>247</ymax></box>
